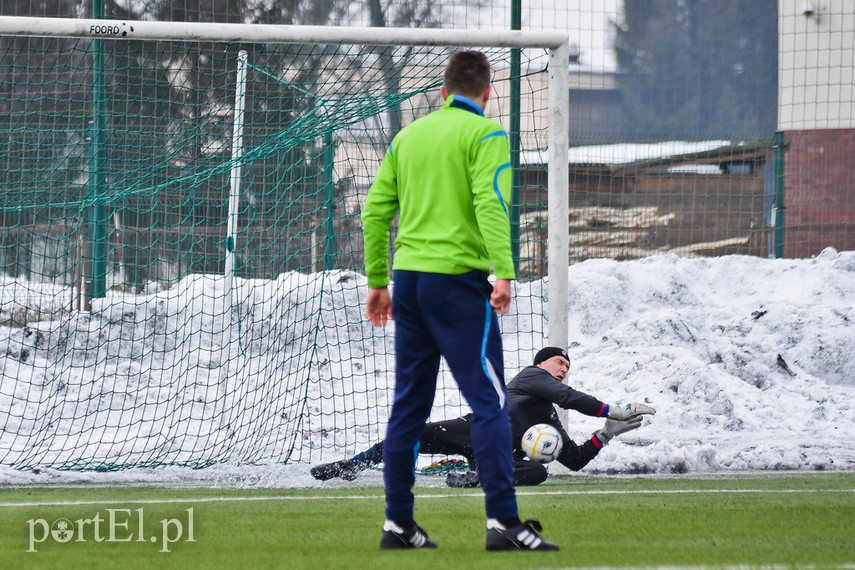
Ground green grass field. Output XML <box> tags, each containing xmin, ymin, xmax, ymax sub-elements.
<box><xmin>1</xmin><ymin>471</ymin><xmax>853</xmax><ymax>569</ymax></box>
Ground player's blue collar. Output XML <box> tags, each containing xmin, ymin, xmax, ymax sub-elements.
<box><xmin>447</xmin><ymin>94</ymin><xmax>484</xmax><ymax>116</ymax></box>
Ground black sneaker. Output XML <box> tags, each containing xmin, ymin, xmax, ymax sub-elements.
<box><xmin>446</xmin><ymin>470</ymin><xmax>480</xmax><ymax>488</ymax></box>
<box><xmin>379</xmin><ymin>520</ymin><xmax>438</xmax><ymax>549</ymax></box>
<box><xmin>486</xmin><ymin>519</ymin><xmax>559</xmax><ymax>551</ymax></box>
<box><xmin>310</xmin><ymin>460</ymin><xmax>358</xmax><ymax>481</ymax></box>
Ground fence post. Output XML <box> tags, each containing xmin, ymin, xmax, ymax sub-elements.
<box><xmin>323</xmin><ymin>130</ymin><xmax>336</xmax><ymax>271</ymax></box>
<box><xmin>509</xmin><ymin>0</ymin><xmax>522</xmax><ymax>275</ymax></box>
<box><xmin>86</xmin><ymin>0</ymin><xmax>107</xmax><ymax>308</ymax></box>
<box><xmin>773</xmin><ymin>131</ymin><xmax>785</xmax><ymax>258</ymax></box>
<box><xmin>225</xmin><ymin>50</ymin><xmax>248</xmax><ymax>290</ymax></box>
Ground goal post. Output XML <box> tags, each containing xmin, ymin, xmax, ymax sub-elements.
<box><xmin>0</xmin><ymin>16</ymin><xmax>569</xmax><ymax>471</ymax></box>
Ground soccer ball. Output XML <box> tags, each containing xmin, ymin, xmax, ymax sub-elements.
<box><xmin>521</xmin><ymin>423</ymin><xmax>564</xmax><ymax>464</ymax></box>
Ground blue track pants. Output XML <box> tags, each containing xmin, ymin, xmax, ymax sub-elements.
<box><xmin>383</xmin><ymin>270</ymin><xmax>518</xmax><ymax>522</ymax></box>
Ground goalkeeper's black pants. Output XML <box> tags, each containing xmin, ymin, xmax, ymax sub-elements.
<box><xmin>347</xmin><ymin>415</ymin><xmax>549</xmax><ymax>486</ymax></box>
<box><xmin>419</xmin><ymin>416</ymin><xmax>548</xmax><ymax>486</ymax></box>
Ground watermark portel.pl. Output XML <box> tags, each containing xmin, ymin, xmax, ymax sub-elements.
<box><xmin>26</xmin><ymin>507</ymin><xmax>195</xmax><ymax>553</ymax></box>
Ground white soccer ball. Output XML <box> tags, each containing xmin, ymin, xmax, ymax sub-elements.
<box><xmin>521</xmin><ymin>423</ymin><xmax>564</xmax><ymax>464</ymax></box>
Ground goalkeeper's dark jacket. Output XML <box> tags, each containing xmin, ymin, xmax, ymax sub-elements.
<box><xmin>506</xmin><ymin>365</ymin><xmax>608</xmax><ymax>470</ymax></box>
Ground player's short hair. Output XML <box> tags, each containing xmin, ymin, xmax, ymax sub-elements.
<box><xmin>444</xmin><ymin>50</ymin><xmax>491</xmax><ymax>99</ymax></box>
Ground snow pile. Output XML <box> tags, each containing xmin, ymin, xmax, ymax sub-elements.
<box><xmin>0</xmin><ymin>249</ymin><xmax>852</xmax><ymax>486</ymax></box>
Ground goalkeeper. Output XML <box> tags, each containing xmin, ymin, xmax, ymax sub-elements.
<box><xmin>311</xmin><ymin>346</ymin><xmax>656</xmax><ymax>487</ymax></box>
<box><xmin>496</xmin><ymin>346</ymin><xmax>657</xmax><ymax>487</ymax></box>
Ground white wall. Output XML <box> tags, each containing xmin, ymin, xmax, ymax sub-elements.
<box><xmin>779</xmin><ymin>0</ymin><xmax>855</xmax><ymax>129</ymax></box>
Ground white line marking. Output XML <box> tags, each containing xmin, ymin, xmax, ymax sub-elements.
<box><xmin>0</xmin><ymin>488</ymin><xmax>852</xmax><ymax>508</ymax></box>
<box><xmin>547</xmin><ymin>566</ymin><xmax>855</xmax><ymax>570</ymax></box>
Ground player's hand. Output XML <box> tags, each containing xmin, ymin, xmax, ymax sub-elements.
<box><xmin>365</xmin><ymin>287</ymin><xmax>392</xmax><ymax>327</ymax></box>
<box><xmin>607</xmin><ymin>402</ymin><xmax>657</xmax><ymax>421</ymax></box>
<box><xmin>594</xmin><ymin>417</ymin><xmax>643</xmax><ymax>446</ymax></box>
<box><xmin>490</xmin><ymin>279</ymin><xmax>513</xmax><ymax>314</ymax></box>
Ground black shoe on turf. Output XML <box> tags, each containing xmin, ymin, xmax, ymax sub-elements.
<box><xmin>379</xmin><ymin>520</ymin><xmax>438</xmax><ymax>549</ymax></box>
<box><xmin>310</xmin><ymin>460</ymin><xmax>358</xmax><ymax>481</ymax></box>
<box><xmin>446</xmin><ymin>470</ymin><xmax>480</xmax><ymax>488</ymax></box>
<box><xmin>486</xmin><ymin>519</ymin><xmax>559</xmax><ymax>551</ymax></box>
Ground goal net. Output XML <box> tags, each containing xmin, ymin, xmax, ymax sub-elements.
<box><xmin>0</xmin><ymin>17</ymin><xmax>569</xmax><ymax>471</ymax></box>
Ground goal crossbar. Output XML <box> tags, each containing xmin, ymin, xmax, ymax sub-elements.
<box><xmin>0</xmin><ymin>16</ymin><xmax>568</xmax><ymax>49</ymax></box>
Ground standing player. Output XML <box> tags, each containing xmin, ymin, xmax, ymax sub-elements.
<box><xmin>361</xmin><ymin>50</ymin><xmax>557</xmax><ymax>551</ymax></box>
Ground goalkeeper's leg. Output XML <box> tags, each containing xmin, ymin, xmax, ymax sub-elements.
<box><xmin>419</xmin><ymin>415</ymin><xmax>476</xmax><ymax>468</ymax></box>
<box><xmin>310</xmin><ymin>442</ymin><xmax>384</xmax><ymax>481</ymax></box>
<box><xmin>446</xmin><ymin>459</ymin><xmax>547</xmax><ymax>488</ymax></box>
<box><xmin>513</xmin><ymin>459</ymin><xmax>548</xmax><ymax>486</ymax></box>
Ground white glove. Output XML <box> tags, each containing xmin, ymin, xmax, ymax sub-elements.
<box><xmin>607</xmin><ymin>402</ymin><xmax>657</xmax><ymax>421</ymax></box>
<box><xmin>593</xmin><ymin>417</ymin><xmax>642</xmax><ymax>446</ymax></box>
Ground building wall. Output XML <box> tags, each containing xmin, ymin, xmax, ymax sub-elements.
<box><xmin>783</xmin><ymin>129</ymin><xmax>855</xmax><ymax>256</ymax></box>
<box><xmin>778</xmin><ymin>0</ymin><xmax>855</xmax><ymax>257</ymax></box>
<box><xmin>778</xmin><ymin>0</ymin><xmax>854</xmax><ymax>130</ymax></box>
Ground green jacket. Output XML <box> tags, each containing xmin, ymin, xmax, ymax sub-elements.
<box><xmin>361</xmin><ymin>94</ymin><xmax>515</xmax><ymax>288</ymax></box>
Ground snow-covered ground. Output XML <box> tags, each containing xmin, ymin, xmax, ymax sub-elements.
<box><xmin>0</xmin><ymin>248</ymin><xmax>853</xmax><ymax>487</ymax></box>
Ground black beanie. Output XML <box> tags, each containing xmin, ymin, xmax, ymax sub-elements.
<box><xmin>533</xmin><ymin>346</ymin><xmax>569</xmax><ymax>366</ymax></box>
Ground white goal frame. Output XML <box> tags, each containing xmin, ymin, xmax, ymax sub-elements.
<box><xmin>0</xmin><ymin>16</ymin><xmax>571</xmax><ymax>351</ymax></box>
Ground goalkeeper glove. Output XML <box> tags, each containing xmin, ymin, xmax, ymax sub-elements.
<box><xmin>607</xmin><ymin>402</ymin><xmax>657</xmax><ymax>421</ymax></box>
<box><xmin>592</xmin><ymin>417</ymin><xmax>642</xmax><ymax>448</ymax></box>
